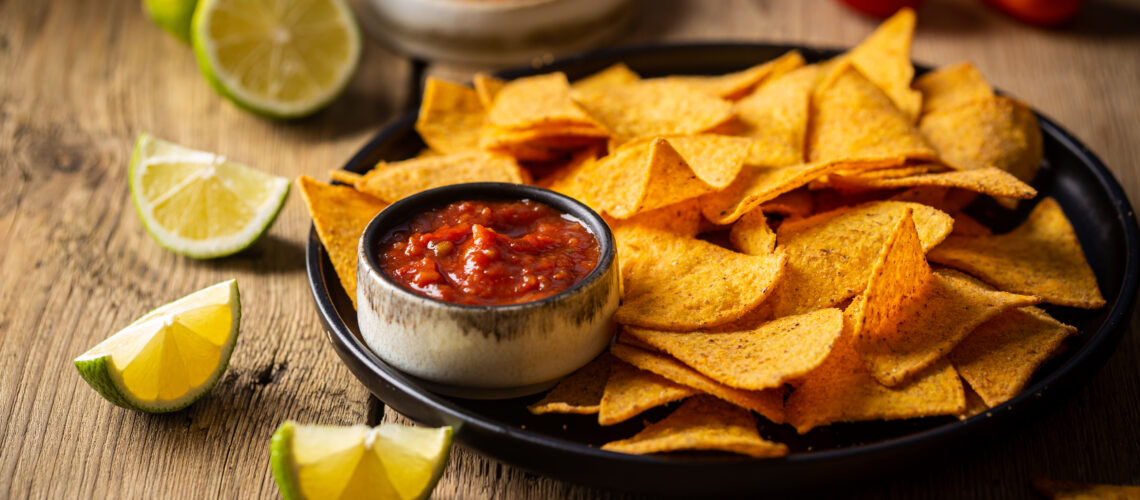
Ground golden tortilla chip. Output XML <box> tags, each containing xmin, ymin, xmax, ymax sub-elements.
<box><xmin>658</xmin><ymin>134</ymin><xmax>752</xmax><ymax>189</ymax></box>
<box><xmin>808</xmin><ymin>63</ymin><xmax>935</xmax><ymax>163</ymax></box>
<box><xmin>919</xmin><ymin>96</ymin><xmax>1043</xmax><ymax>183</ymax></box>
<box><xmin>296</xmin><ymin>176</ymin><xmax>387</xmax><ymax>307</ymax></box>
<box><xmin>928</xmin><ymin>198</ymin><xmax>1106</xmax><ymax>309</ymax></box>
<box><xmin>626</xmin><ymin>308</ymin><xmax>843</xmax><ymax>391</ymax></box>
<box><xmin>609</xmin><ymin>198</ymin><xmax>702</xmax><ymax>238</ymax></box>
<box><xmin>958</xmin><ymin>385</ymin><xmax>989</xmax><ymax>419</ymax></box>
<box><xmin>830</xmin><ymin>167</ymin><xmax>1037</xmax><ymax>200</ymax></box>
<box><xmin>610</xmin><ymin>344</ymin><xmax>786</xmax><ymax>424</ymax></box>
<box><xmin>571</xmin><ymin>63</ymin><xmax>640</xmax><ymax>94</ymax></box>
<box><xmin>615</xmin><ymin>224</ymin><xmax>786</xmax><ymax>331</ymax></box>
<box><xmin>890</xmin><ymin>186</ymin><xmax>949</xmax><ymax>207</ymax></box>
<box><xmin>856</xmin><ymin>211</ymin><xmax>1040</xmax><ymax>386</ymax></box>
<box><xmin>845</xmin><ymin>7</ymin><xmax>922</xmax><ymax>121</ymax></box>
<box><xmin>573</xmin><ymin>79</ymin><xmax>735</xmax><ymax>144</ymax></box>
<box><xmin>729</xmin><ymin>209</ymin><xmax>777</xmax><ymax>255</ymax></box>
<box><xmin>766</xmin><ymin>201</ymin><xmax>954</xmax><ymax>318</ymax></box>
<box><xmin>951</xmin><ymin>212</ymin><xmax>992</xmax><ymax>236</ymax></box>
<box><xmin>700</xmin><ymin>157</ymin><xmax>902</xmax><ymax>225</ymax></box>
<box><xmin>1032</xmin><ymin>478</ymin><xmax>1140</xmax><ymax>500</ymax></box>
<box><xmin>355</xmin><ymin>152</ymin><xmax>526</xmax><ymax>203</ymax></box>
<box><xmin>736</xmin><ymin>64</ymin><xmax>820</xmax><ymax>167</ymax></box>
<box><xmin>472</xmin><ymin>72</ymin><xmax>505</xmax><ymax>109</ymax></box>
<box><xmin>328</xmin><ymin>169</ymin><xmax>362</xmax><ymax>186</ymax></box>
<box><xmin>785</xmin><ymin>300</ymin><xmax>966</xmax><ymax>434</ymax></box>
<box><xmin>950</xmin><ymin>306</ymin><xmax>1076</xmax><ymax>407</ymax></box>
<box><xmin>601</xmin><ymin>395</ymin><xmax>788</xmax><ymax>458</ymax></box>
<box><xmin>761</xmin><ymin>188</ymin><xmax>814</xmax><ymax>217</ymax></box>
<box><xmin>667</xmin><ymin>50</ymin><xmax>805</xmax><ymax>101</ymax></box>
<box><xmin>527</xmin><ymin>354</ymin><xmax>613</xmax><ymax>415</ymax></box>
<box><xmin>913</xmin><ymin>62</ymin><xmax>994</xmax><ymax>115</ymax></box>
<box><xmin>486</xmin><ymin>72</ymin><xmax>603</xmax><ymax>131</ymax></box>
<box><xmin>415</xmin><ymin>77</ymin><xmax>485</xmax><ymax>154</ymax></box>
<box><xmin>585</xmin><ymin>138</ymin><xmax>715</xmax><ymax>219</ymax></box>
<box><xmin>598</xmin><ymin>360</ymin><xmax>697</xmax><ymax>426</ymax></box>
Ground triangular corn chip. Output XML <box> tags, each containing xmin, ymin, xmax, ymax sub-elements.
<box><xmin>472</xmin><ymin>72</ymin><xmax>505</xmax><ymax>109</ymax></box>
<box><xmin>846</xmin><ymin>7</ymin><xmax>922</xmax><ymax>121</ymax></box>
<box><xmin>829</xmin><ymin>167</ymin><xmax>1036</xmax><ymax>200</ymax></box>
<box><xmin>667</xmin><ymin>50</ymin><xmax>805</xmax><ymax>101</ymax></box>
<box><xmin>527</xmin><ymin>354</ymin><xmax>613</xmax><ymax>415</ymax></box>
<box><xmin>486</xmin><ymin>72</ymin><xmax>603</xmax><ymax>130</ymax></box>
<box><xmin>586</xmin><ymin>138</ymin><xmax>716</xmax><ymax>219</ymax></box>
<box><xmin>919</xmin><ymin>96</ymin><xmax>1043</xmax><ymax>183</ymax></box>
<box><xmin>913</xmin><ymin>62</ymin><xmax>994</xmax><ymax>115</ymax></box>
<box><xmin>928</xmin><ymin>198</ymin><xmax>1105</xmax><ymax>308</ymax></box>
<box><xmin>573</xmin><ymin>79</ymin><xmax>735</xmax><ymax>144</ymax></box>
<box><xmin>736</xmin><ymin>64</ymin><xmax>820</xmax><ymax>167</ymax></box>
<box><xmin>571</xmin><ymin>63</ymin><xmax>640</xmax><ymax>94</ymax></box>
<box><xmin>601</xmin><ymin>396</ymin><xmax>788</xmax><ymax>458</ymax></box>
<box><xmin>598</xmin><ymin>360</ymin><xmax>697</xmax><ymax>426</ymax></box>
<box><xmin>415</xmin><ymin>77</ymin><xmax>485</xmax><ymax>154</ymax></box>
<box><xmin>297</xmin><ymin>176</ymin><xmax>387</xmax><ymax>307</ymax></box>
<box><xmin>729</xmin><ymin>209</ymin><xmax>777</xmax><ymax>255</ymax></box>
<box><xmin>355</xmin><ymin>152</ymin><xmax>527</xmax><ymax>203</ymax></box>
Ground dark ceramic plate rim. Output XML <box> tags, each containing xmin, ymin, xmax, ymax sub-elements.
<box><xmin>306</xmin><ymin>42</ymin><xmax>1140</xmax><ymax>493</ymax></box>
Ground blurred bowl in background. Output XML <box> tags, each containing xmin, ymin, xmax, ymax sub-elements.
<box><xmin>362</xmin><ymin>0</ymin><xmax>635</xmax><ymax>66</ymax></box>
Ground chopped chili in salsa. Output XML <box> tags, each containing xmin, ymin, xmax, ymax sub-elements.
<box><xmin>379</xmin><ymin>199</ymin><xmax>600</xmax><ymax>305</ymax></box>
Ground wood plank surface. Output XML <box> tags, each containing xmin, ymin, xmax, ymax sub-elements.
<box><xmin>1</xmin><ymin>0</ymin><xmax>1138</xmax><ymax>498</ymax></box>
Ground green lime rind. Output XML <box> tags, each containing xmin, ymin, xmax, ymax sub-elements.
<box><xmin>189</xmin><ymin>0</ymin><xmax>363</xmax><ymax>120</ymax></box>
<box><xmin>73</xmin><ymin>280</ymin><xmax>241</xmax><ymax>413</ymax></box>
<box><xmin>415</xmin><ymin>426</ymin><xmax>453</xmax><ymax>500</ymax></box>
<box><xmin>129</xmin><ymin>133</ymin><xmax>290</xmax><ymax>259</ymax></box>
<box><xmin>270</xmin><ymin>421</ymin><xmax>304</xmax><ymax>500</ymax></box>
<box><xmin>142</xmin><ymin>0</ymin><xmax>198</xmax><ymax>43</ymax></box>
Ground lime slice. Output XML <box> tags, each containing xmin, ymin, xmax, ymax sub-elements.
<box><xmin>143</xmin><ymin>0</ymin><xmax>198</xmax><ymax>43</ymax></box>
<box><xmin>129</xmin><ymin>133</ymin><xmax>290</xmax><ymax>259</ymax></box>
<box><xmin>271</xmin><ymin>421</ymin><xmax>453</xmax><ymax>500</ymax></box>
<box><xmin>74</xmin><ymin>280</ymin><xmax>241</xmax><ymax>413</ymax></box>
<box><xmin>190</xmin><ymin>0</ymin><xmax>362</xmax><ymax>119</ymax></box>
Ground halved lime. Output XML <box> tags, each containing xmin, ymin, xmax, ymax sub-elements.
<box><xmin>129</xmin><ymin>133</ymin><xmax>289</xmax><ymax>259</ymax></box>
<box><xmin>271</xmin><ymin>421</ymin><xmax>453</xmax><ymax>500</ymax></box>
<box><xmin>74</xmin><ymin>280</ymin><xmax>241</xmax><ymax>413</ymax></box>
<box><xmin>190</xmin><ymin>0</ymin><xmax>362</xmax><ymax>119</ymax></box>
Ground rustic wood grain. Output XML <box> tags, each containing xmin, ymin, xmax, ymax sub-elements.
<box><xmin>2</xmin><ymin>0</ymin><xmax>1138</xmax><ymax>498</ymax></box>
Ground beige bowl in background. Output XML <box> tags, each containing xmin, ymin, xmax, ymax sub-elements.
<box><xmin>362</xmin><ymin>0</ymin><xmax>635</xmax><ymax>66</ymax></box>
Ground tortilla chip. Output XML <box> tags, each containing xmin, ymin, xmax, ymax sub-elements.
<box><xmin>587</xmin><ymin>138</ymin><xmax>716</xmax><ymax>219</ymax></box>
<box><xmin>355</xmin><ymin>152</ymin><xmax>526</xmax><ymax>203</ymax></box>
<box><xmin>598</xmin><ymin>360</ymin><xmax>697</xmax><ymax>426</ymax></box>
<box><xmin>472</xmin><ymin>72</ymin><xmax>505</xmax><ymax>109</ymax></box>
<box><xmin>626</xmin><ymin>308</ymin><xmax>843</xmax><ymax>391</ymax></box>
<box><xmin>328</xmin><ymin>169</ymin><xmax>362</xmax><ymax>186</ymax></box>
<box><xmin>527</xmin><ymin>354</ymin><xmax>613</xmax><ymax>415</ymax></box>
<box><xmin>1032</xmin><ymin>478</ymin><xmax>1140</xmax><ymax>500</ymax></box>
<box><xmin>950</xmin><ymin>306</ymin><xmax>1076</xmax><ymax>407</ymax></box>
<box><xmin>615</xmin><ymin>224</ymin><xmax>786</xmax><ymax>331</ymax></box>
<box><xmin>919</xmin><ymin>96</ymin><xmax>1043</xmax><ymax>184</ymax></box>
<box><xmin>785</xmin><ymin>300</ymin><xmax>966</xmax><ymax>434</ymax></box>
<box><xmin>765</xmin><ymin>201</ymin><xmax>954</xmax><ymax>318</ymax></box>
<box><xmin>951</xmin><ymin>212</ymin><xmax>992</xmax><ymax>236</ymax></box>
<box><xmin>415</xmin><ymin>78</ymin><xmax>485</xmax><ymax>154</ymax></box>
<box><xmin>296</xmin><ymin>176</ymin><xmax>387</xmax><ymax>307</ymax></box>
<box><xmin>736</xmin><ymin>64</ymin><xmax>820</xmax><ymax>167</ymax></box>
<box><xmin>609</xmin><ymin>198</ymin><xmax>702</xmax><ymax>238</ymax></box>
<box><xmin>913</xmin><ymin>62</ymin><xmax>994</xmax><ymax>115</ymax></box>
<box><xmin>667</xmin><ymin>50</ymin><xmax>806</xmax><ymax>101</ymax></box>
<box><xmin>486</xmin><ymin>72</ymin><xmax>603</xmax><ymax>131</ymax></box>
<box><xmin>761</xmin><ymin>188</ymin><xmax>813</xmax><ymax>217</ymax></box>
<box><xmin>830</xmin><ymin>167</ymin><xmax>1037</xmax><ymax>201</ymax></box>
<box><xmin>610</xmin><ymin>344</ymin><xmax>786</xmax><ymax>424</ymax></box>
<box><xmin>856</xmin><ymin>211</ymin><xmax>1040</xmax><ymax>386</ymax></box>
<box><xmin>572</xmin><ymin>63</ymin><xmax>640</xmax><ymax>94</ymax></box>
<box><xmin>658</xmin><ymin>134</ymin><xmax>752</xmax><ymax>189</ymax></box>
<box><xmin>729</xmin><ymin>209</ymin><xmax>777</xmax><ymax>255</ymax></box>
<box><xmin>700</xmin><ymin>157</ymin><xmax>902</xmax><ymax>225</ymax></box>
<box><xmin>928</xmin><ymin>198</ymin><xmax>1106</xmax><ymax>308</ymax></box>
<box><xmin>845</xmin><ymin>8</ymin><xmax>922</xmax><ymax>121</ymax></box>
<box><xmin>573</xmin><ymin>79</ymin><xmax>735</xmax><ymax>144</ymax></box>
<box><xmin>958</xmin><ymin>385</ymin><xmax>990</xmax><ymax>419</ymax></box>
<box><xmin>601</xmin><ymin>395</ymin><xmax>788</xmax><ymax>458</ymax></box>
<box><xmin>890</xmin><ymin>186</ymin><xmax>949</xmax><ymax>207</ymax></box>
<box><xmin>808</xmin><ymin>63</ymin><xmax>935</xmax><ymax>163</ymax></box>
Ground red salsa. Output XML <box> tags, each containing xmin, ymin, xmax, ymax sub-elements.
<box><xmin>379</xmin><ymin>199</ymin><xmax>601</xmax><ymax>305</ymax></box>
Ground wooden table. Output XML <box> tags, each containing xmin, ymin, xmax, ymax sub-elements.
<box><xmin>3</xmin><ymin>0</ymin><xmax>1139</xmax><ymax>498</ymax></box>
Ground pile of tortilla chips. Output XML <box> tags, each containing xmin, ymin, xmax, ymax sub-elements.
<box><xmin>299</xmin><ymin>8</ymin><xmax>1106</xmax><ymax>458</ymax></box>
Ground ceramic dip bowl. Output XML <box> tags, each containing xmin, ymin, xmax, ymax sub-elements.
<box><xmin>356</xmin><ymin>183</ymin><xmax>619</xmax><ymax>399</ymax></box>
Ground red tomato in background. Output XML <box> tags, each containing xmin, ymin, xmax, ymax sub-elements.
<box><xmin>838</xmin><ymin>0</ymin><xmax>924</xmax><ymax>18</ymax></box>
<box><xmin>984</xmin><ymin>0</ymin><xmax>1084</xmax><ymax>26</ymax></box>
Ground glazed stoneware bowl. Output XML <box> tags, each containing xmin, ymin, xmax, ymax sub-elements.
<box><xmin>355</xmin><ymin>182</ymin><xmax>620</xmax><ymax>399</ymax></box>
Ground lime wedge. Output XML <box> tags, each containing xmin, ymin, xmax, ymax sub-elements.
<box><xmin>143</xmin><ymin>0</ymin><xmax>198</xmax><ymax>43</ymax></box>
<box><xmin>271</xmin><ymin>421</ymin><xmax>453</xmax><ymax>500</ymax></box>
<box><xmin>190</xmin><ymin>0</ymin><xmax>362</xmax><ymax>119</ymax></box>
<box><xmin>129</xmin><ymin>133</ymin><xmax>290</xmax><ymax>259</ymax></box>
<box><xmin>74</xmin><ymin>280</ymin><xmax>241</xmax><ymax>413</ymax></box>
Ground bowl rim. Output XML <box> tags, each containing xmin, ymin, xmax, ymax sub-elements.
<box><xmin>307</xmin><ymin>41</ymin><xmax>1140</xmax><ymax>493</ymax></box>
<box><xmin>357</xmin><ymin>181</ymin><xmax>617</xmax><ymax>311</ymax></box>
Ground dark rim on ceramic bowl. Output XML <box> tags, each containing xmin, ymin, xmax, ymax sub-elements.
<box><xmin>355</xmin><ymin>182</ymin><xmax>619</xmax><ymax>399</ymax></box>
<box><xmin>306</xmin><ymin>43</ymin><xmax>1140</xmax><ymax>495</ymax></box>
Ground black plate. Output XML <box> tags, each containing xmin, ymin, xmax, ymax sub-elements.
<box><xmin>305</xmin><ymin>43</ymin><xmax>1140</xmax><ymax>495</ymax></box>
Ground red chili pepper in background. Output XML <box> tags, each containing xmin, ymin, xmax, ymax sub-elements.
<box><xmin>983</xmin><ymin>0</ymin><xmax>1084</xmax><ymax>26</ymax></box>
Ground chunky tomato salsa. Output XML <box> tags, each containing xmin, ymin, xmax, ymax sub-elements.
<box><xmin>379</xmin><ymin>199</ymin><xmax>600</xmax><ymax>305</ymax></box>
